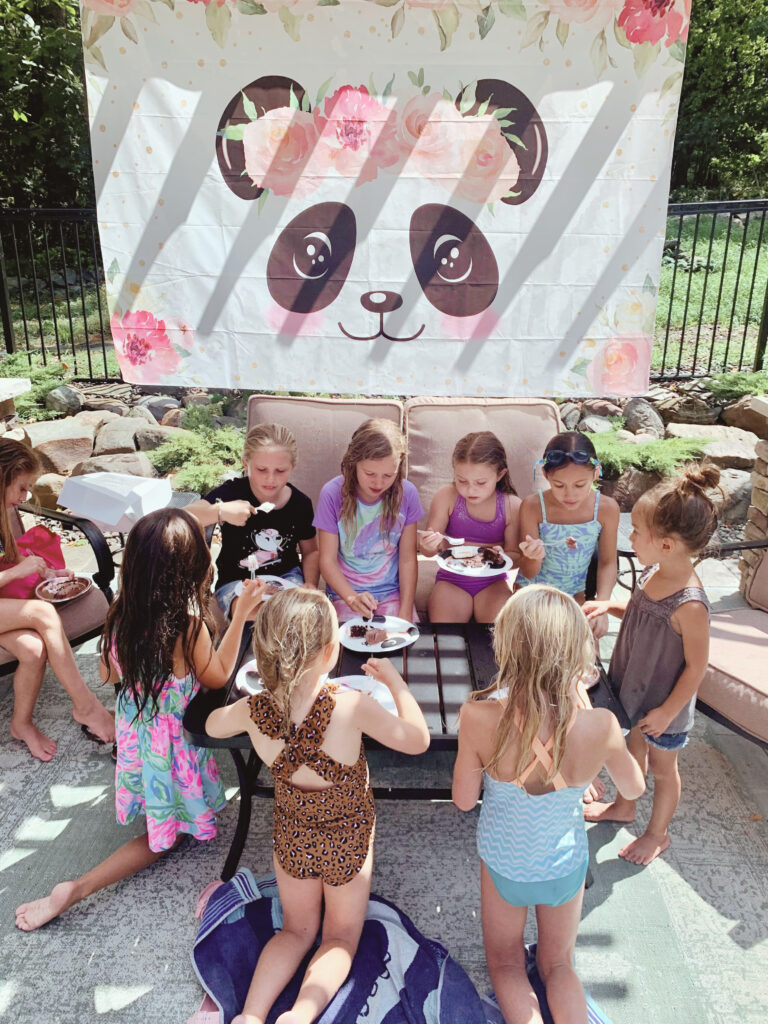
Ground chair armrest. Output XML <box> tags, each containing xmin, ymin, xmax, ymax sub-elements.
<box><xmin>699</xmin><ymin>537</ymin><xmax>768</xmax><ymax>559</ymax></box>
<box><xmin>19</xmin><ymin>502</ymin><xmax>115</xmax><ymax>601</ymax></box>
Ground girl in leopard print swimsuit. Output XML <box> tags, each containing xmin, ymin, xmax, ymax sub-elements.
<box><xmin>207</xmin><ymin>588</ymin><xmax>429</xmax><ymax>1024</ymax></box>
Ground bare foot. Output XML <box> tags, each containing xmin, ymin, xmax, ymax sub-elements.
<box><xmin>583</xmin><ymin>777</ymin><xmax>606</xmax><ymax>804</ymax></box>
<box><xmin>584</xmin><ymin>800</ymin><xmax>635</xmax><ymax>823</ymax></box>
<box><xmin>73</xmin><ymin>701</ymin><xmax>115</xmax><ymax>744</ymax></box>
<box><xmin>275</xmin><ymin>1013</ymin><xmax>305</xmax><ymax>1024</ymax></box>
<box><xmin>619</xmin><ymin>831</ymin><xmax>670</xmax><ymax>865</ymax></box>
<box><xmin>15</xmin><ymin>881</ymin><xmax>79</xmax><ymax>931</ymax></box>
<box><xmin>231</xmin><ymin>1015</ymin><xmax>265</xmax><ymax>1024</ymax></box>
<box><xmin>10</xmin><ymin>720</ymin><xmax>57</xmax><ymax>762</ymax></box>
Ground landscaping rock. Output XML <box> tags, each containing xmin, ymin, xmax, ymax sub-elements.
<box><xmin>83</xmin><ymin>396</ymin><xmax>130</xmax><ymax>416</ymax></box>
<box><xmin>71</xmin><ymin>452</ymin><xmax>157</xmax><ymax>478</ymax></box>
<box><xmin>558</xmin><ymin>402</ymin><xmax>581</xmax><ymax>430</ymax></box>
<box><xmin>135</xmin><ymin>424</ymin><xmax>196</xmax><ymax>451</ymax></box>
<box><xmin>722</xmin><ymin>395</ymin><xmax>768</xmax><ymax>439</ymax></box>
<box><xmin>182</xmin><ymin>391</ymin><xmax>211</xmax><ymax>408</ymax></box>
<box><xmin>32</xmin><ymin>473</ymin><xmax>66</xmax><ymax>510</ymax></box>
<box><xmin>161</xmin><ymin>408</ymin><xmax>186</xmax><ymax>428</ymax></box>
<box><xmin>615</xmin><ymin>429</ymin><xmax>640</xmax><ymax>443</ymax></box>
<box><xmin>45</xmin><ymin>384</ymin><xmax>83</xmax><ymax>416</ymax></box>
<box><xmin>757</xmin><ymin>439</ymin><xmax>768</xmax><ymax>462</ymax></box>
<box><xmin>25</xmin><ymin>419</ymin><xmax>95</xmax><ymax>475</ymax></box>
<box><xmin>74</xmin><ymin>409</ymin><xmax>121</xmax><ymax>432</ymax></box>
<box><xmin>650</xmin><ymin>381</ymin><xmax>722</xmax><ymax>424</ymax></box>
<box><xmin>4</xmin><ymin>426</ymin><xmax>30</xmax><ymax>445</ymax></box>
<box><xmin>577</xmin><ymin>414</ymin><xmax>613</xmax><ymax>434</ymax></box>
<box><xmin>709</xmin><ymin>469</ymin><xmax>752</xmax><ymax>524</ymax></box>
<box><xmin>93</xmin><ymin>417</ymin><xmax>147</xmax><ymax>456</ymax></box>
<box><xmin>665</xmin><ymin>422</ymin><xmax>758</xmax><ymax>469</ymax></box>
<box><xmin>135</xmin><ymin>394</ymin><xmax>181</xmax><ymax>422</ymax></box>
<box><xmin>623</xmin><ymin>397</ymin><xmax>665</xmax><ymax>439</ymax></box>
<box><xmin>606</xmin><ymin>467</ymin><xmax>661</xmax><ymax>512</ymax></box>
<box><xmin>222</xmin><ymin>396</ymin><xmax>248</xmax><ymax>421</ymax></box>
<box><xmin>581</xmin><ymin>397</ymin><xmax>622</xmax><ymax>418</ymax></box>
<box><xmin>127</xmin><ymin>404</ymin><xmax>158</xmax><ymax>426</ymax></box>
<box><xmin>213</xmin><ymin>415</ymin><xmax>245</xmax><ymax>430</ymax></box>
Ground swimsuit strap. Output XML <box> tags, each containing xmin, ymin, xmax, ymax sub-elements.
<box><xmin>510</xmin><ymin>695</ymin><xmax>585</xmax><ymax>791</ymax></box>
<box><xmin>538</xmin><ymin>489</ymin><xmax>547</xmax><ymax>523</ymax></box>
<box><xmin>249</xmin><ymin>683</ymin><xmax>338</xmax><ymax>777</ymax></box>
<box><xmin>593</xmin><ymin>490</ymin><xmax>601</xmax><ymax>522</ymax></box>
<box><xmin>496</xmin><ymin>490</ymin><xmax>506</xmax><ymax>520</ymax></box>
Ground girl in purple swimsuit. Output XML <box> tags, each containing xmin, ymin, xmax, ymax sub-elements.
<box><xmin>420</xmin><ymin>432</ymin><xmax>521</xmax><ymax>623</ymax></box>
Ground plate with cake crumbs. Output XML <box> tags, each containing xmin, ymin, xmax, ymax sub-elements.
<box><xmin>435</xmin><ymin>544</ymin><xmax>514</xmax><ymax>578</ymax></box>
<box><xmin>233</xmin><ymin>659</ymin><xmax>263</xmax><ymax>698</ymax></box>
<box><xmin>235</xmin><ymin>575</ymin><xmax>299</xmax><ymax>601</ymax></box>
<box><xmin>340</xmin><ymin>616</ymin><xmax>419</xmax><ymax>654</ymax></box>
<box><xmin>335</xmin><ymin>675</ymin><xmax>397</xmax><ymax>714</ymax></box>
<box><xmin>35</xmin><ymin>574</ymin><xmax>93</xmax><ymax>604</ymax></box>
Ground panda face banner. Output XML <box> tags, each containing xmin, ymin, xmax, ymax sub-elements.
<box><xmin>81</xmin><ymin>0</ymin><xmax>690</xmax><ymax>396</ymax></box>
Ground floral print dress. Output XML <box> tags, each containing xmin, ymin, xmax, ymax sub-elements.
<box><xmin>114</xmin><ymin>672</ymin><xmax>226</xmax><ymax>853</ymax></box>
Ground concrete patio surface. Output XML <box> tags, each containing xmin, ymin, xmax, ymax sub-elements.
<box><xmin>1</xmin><ymin>552</ymin><xmax>767</xmax><ymax>1024</ymax></box>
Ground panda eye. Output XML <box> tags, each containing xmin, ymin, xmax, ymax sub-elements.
<box><xmin>267</xmin><ymin>203</ymin><xmax>356</xmax><ymax>313</ymax></box>
<box><xmin>410</xmin><ymin>204</ymin><xmax>498</xmax><ymax>317</ymax></box>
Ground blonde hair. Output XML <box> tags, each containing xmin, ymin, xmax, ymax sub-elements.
<box><xmin>0</xmin><ymin>439</ymin><xmax>42</xmax><ymax>563</ymax></box>
<box><xmin>472</xmin><ymin>586</ymin><xmax>595</xmax><ymax>783</ymax></box>
<box><xmin>453</xmin><ymin>431</ymin><xmax>516</xmax><ymax>495</ymax></box>
<box><xmin>251</xmin><ymin>588</ymin><xmax>337</xmax><ymax>737</ymax></box>
<box><xmin>242</xmin><ymin>423</ymin><xmax>297</xmax><ymax>465</ymax></box>
<box><xmin>340</xmin><ymin>418</ymin><xmax>407</xmax><ymax>538</ymax></box>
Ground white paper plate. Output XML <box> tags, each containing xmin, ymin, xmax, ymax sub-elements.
<box><xmin>35</xmin><ymin>574</ymin><xmax>93</xmax><ymax>604</ymax></box>
<box><xmin>234</xmin><ymin>575</ymin><xmax>300</xmax><ymax>601</ymax></box>
<box><xmin>335</xmin><ymin>674</ymin><xmax>397</xmax><ymax>714</ymax></box>
<box><xmin>435</xmin><ymin>545</ymin><xmax>514</xmax><ymax>578</ymax></box>
<box><xmin>339</xmin><ymin>616</ymin><xmax>419</xmax><ymax>654</ymax></box>
<box><xmin>234</xmin><ymin>659</ymin><xmax>263</xmax><ymax>696</ymax></box>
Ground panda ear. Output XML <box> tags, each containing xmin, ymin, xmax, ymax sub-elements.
<box><xmin>455</xmin><ymin>79</ymin><xmax>548</xmax><ymax>206</ymax></box>
<box><xmin>216</xmin><ymin>76</ymin><xmax>309</xmax><ymax>200</ymax></box>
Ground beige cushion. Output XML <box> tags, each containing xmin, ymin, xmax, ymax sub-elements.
<box><xmin>0</xmin><ymin>587</ymin><xmax>109</xmax><ymax>670</ymax></box>
<box><xmin>404</xmin><ymin>397</ymin><xmax>561</xmax><ymax>526</ymax></box>
<box><xmin>246</xmin><ymin>395</ymin><xmax>403</xmax><ymax>508</ymax></box>
<box><xmin>746</xmin><ymin>552</ymin><xmax>768</xmax><ymax>613</ymax></box>
<box><xmin>700</xmin><ymin>608</ymin><xmax>768</xmax><ymax>743</ymax></box>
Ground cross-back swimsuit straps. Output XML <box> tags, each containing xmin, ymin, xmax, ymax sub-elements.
<box><xmin>248</xmin><ymin>682</ymin><xmax>375</xmax><ymax>885</ymax></box>
<box><xmin>476</xmin><ymin>699</ymin><xmax>589</xmax><ymax>907</ymax></box>
<box><xmin>517</xmin><ymin>490</ymin><xmax>602</xmax><ymax>597</ymax></box>
<box><xmin>435</xmin><ymin>491</ymin><xmax>511</xmax><ymax>597</ymax></box>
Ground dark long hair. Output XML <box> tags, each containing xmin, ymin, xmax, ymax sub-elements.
<box><xmin>102</xmin><ymin>508</ymin><xmax>215</xmax><ymax>718</ymax></box>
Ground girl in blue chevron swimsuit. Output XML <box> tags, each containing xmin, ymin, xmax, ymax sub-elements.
<box><xmin>453</xmin><ymin>586</ymin><xmax>643</xmax><ymax>1024</ymax></box>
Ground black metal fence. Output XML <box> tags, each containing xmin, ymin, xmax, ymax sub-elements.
<box><xmin>2</xmin><ymin>201</ymin><xmax>767</xmax><ymax>385</ymax></box>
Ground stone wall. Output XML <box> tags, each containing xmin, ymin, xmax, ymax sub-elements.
<box><xmin>740</xmin><ymin>438</ymin><xmax>768</xmax><ymax>595</ymax></box>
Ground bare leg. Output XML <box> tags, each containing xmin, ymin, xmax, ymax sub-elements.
<box><xmin>620</xmin><ymin>745</ymin><xmax>679</xmax><ymax>865</ymax></box>
<box><xmin>2</xmin><ymin>629</ymin><xmax>57</xmax><ymax>761</ymax></box>
<box><xmin>474</xmin><ymin>578</ymin><xmax>514</xmax><ymax>624</ymax></box>
<box><xmin>535</xmin><ymin>885</ymin><xmax>588</xmax><ymax>1024</ymax></box>
<box><xmin>428</xmin><ymin>581</ymin><xmax>473</xmax><ymax>624</ymax></box>
<box><xmin>15</xmin><ymin>832</ymin><xmax>168</xmax><ymax>931</ymax></box>
<box><xmin>584</xmin><ymin>726</ymin><xmax>645</xmax><ymax>823</ymax></box>
<box><xmin>232</xmin><ymin>857</ymin><xmax>323</xmax><ymax>1024</ymax></box>
<box><xmin>0</xmin><ymin>598</ymin><xmax>114</xmax><ymax>742</ymax></box>
<box><xmin>480</xmin><ymin>863</ymin><xmax>543</xmax><ymax>1024</ymax></box>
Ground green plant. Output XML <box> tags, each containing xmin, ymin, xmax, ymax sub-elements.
<box><xmin>180</xmin><ymin>402</ymin><xmax>225</xmax><ymax>432</ymax></box>
<box><xmin>0</xmin><ymin>350</ymin><xmax>69</xmax><ymax>420</ymax></box>
<box><xmin>705</xmin><ymin>371</ymin><xmax>768</xmax><ymax>403</ymax></box>
<box><xmin>147</xmin><ymin>425</ymin><xmax>245</xmax><ymax>494</ymax></box>
<box><xmin>592</xmin><ymin>429</ymin><xmax>707</xmax><ymax>478</ymax></box>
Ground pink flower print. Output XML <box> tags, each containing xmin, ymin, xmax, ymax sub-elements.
<box><xmin>83</xmin><ymin>0</ymin><xmax>139</xmax><ymax>13</ymax></box>
<box><xmin>147</xmin><ymin>817</ymin><xmax>179</xmax><ymax>852</ymax></box>
<box><xmin>150</xmin><ymin>718</ymin><xmax>170</xmax><ymax>757</ymax></box>
<box><xmin>566</xmin><ymin>536</ymin><xmax>579</xmax><ymax>550</ymax></box>
<box><xmin>242</xmin><ymin>108</ymin><xmax>321</xmax><ymax>198</ymax></box>
<box><xmin>174</xmin><ymin>745</ymin><xmax>204</xmax><ymax>798</ymax></box>
<box><xmin>205</xmin><ymin>757</ymin><xmax>221</xmax><ymax>783</ymax></box>
<box><xmin>110</xmin><ymin>310</ymin><xmax>183</xmax><ymax>384</ymax></box>
<box><xmin>618</xmin><ymin>0</ymin><xmax>690</xmax><ymax>47</ymax></box>
<box><xmin>115</xmin><ymin>722</ymin><xmax>141</xmax><ymax>770</ymax></box>
<box><xmin>586</xmin><ymin>333</ymin><xmax>652</xmax><ymax>396</ymax></box>
<box><xmin>543</xmin><ymin>0</ymin><xmax>622</xmax><ymax>30</ymax></box>
<box><xmin>115</xmin><ymin>785</ymin><xmax>141</xmax><ymax>823</ymax></box>
<box><xmin>314</xmin><ymin>86</ymin><xmax>400</xmax><ymax>185</ymax></box>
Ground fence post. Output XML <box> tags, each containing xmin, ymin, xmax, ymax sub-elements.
<box><xmin>754</xmin><ymin>275</ymin><xmax>768</xmax><ymax>373</ymax></box>
<box><xmin>0</xmin><ymin>231</ymin><xmax>16</xmax><ymax>354</ymax></box>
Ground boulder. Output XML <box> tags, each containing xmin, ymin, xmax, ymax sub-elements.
<box><xmin>622</xmin><ymin>397</ymin><xmax>665</xmax><ymax>439</ymax></box>
<box><xmin>135</xmin><ymin>424</ymin><xmax>196</xmax><ymax>451</ymax></box>
<box><xmin>222</xmin><ymin>396</ymin><xmax>248</xmax><ymax>421</ymax></box>
<box><xmin>3</xmin><ymin>426</ymin><xmax>30</xmax><ymax>445</ymax></box>
<box><xmin>757</xmin><ymin>439</ymin><xmax>768</xmax><ymax>462</ymax></box>
<box><xmin>25</xmin><ymin>419</ymin><xmax>95</xmax><ymax>475</ymax></box>
<box><xmin>93</xmin><ymin>417</ymin><xmax>147</xmax><ymax>455</ymax></box>
<box><xmin>615</xmin><ymin>429</ymin><xmax>640</xmax><ymax>443</ymax></box>
<box><xmin>74</xmin><ymin>409</ymin><xmax>121</xmax><ymax>432</ymax></box>
<box><xmin>83</xmin><ymin>396</ymin><xmax>130</xmax><ymax>416</ymax></box>
<box><xmin>651</xmin><ymin>381</ymin><xmax>722</xmax><ymax>424</ymax></box>
<box><xmin>722</xmin><ymin>395</ymin><xmax>768</xmax><ymax>439</ymax></box>
<box><xmin>213</xmin><ymin>415</ymin><xmax>245</xmax><ymax>430</ymax></box>
<box><xmin>182</xmin><ymin>391</ymin><xmax>211</xmax><ymax>408</ymax></box>
<box><xmin>31</xmin><ymin>473</ymin><xmax>66</xmax><ymax>510</ymax></box>
<box><xmin>161</xmin><ymin>408</ymin><xmax>186</xmax><ymax>428</ymax></box>
<box><xmin>576</xmin><ymin>414</ymin><xmax>613</xmax><ymax>434</ymax></box>
<box><xmin>127</xmin><ymin>403</ymin><xmax>158</xmax><ymax>426</ymax></box>
<box><xmin>44</xmin><ymin>384</ymin><xmax>83</xmax><ymax>416</ymax></box>
<box><xmin>665</xmin><ymin>422</ymin><xmax>758</xmax><ymax>470</ymax></box>
<box><xmin>135</xmin><ymin>394</ymin><xmax>181</xmax><ymax>422</ymax></box>
<box><xmin>581</xmin><ymin>397</ymin><xmax>622</xmax><ymax>418</ymax></box>
<box><xmin>605</xmin><ymin>467</ymin><xmax>661</xmax><ymax>512</ymax></box>
<box><xmin>558</xmin><ymin>401</ymin><xmax>581</xmax><ymax>430</ymax></box>
<box><xmin>708</xmin><ymin>469</ymin><xmax>752</xmax><ymax>524</ymax></box>
<box><xmin>71</xmin><ymin>452</ymin><xmax>157</xmax><ymax>478</ymax></box>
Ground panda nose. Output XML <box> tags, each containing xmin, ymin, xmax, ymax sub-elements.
<box><xmin>361</xmin><ymin>291</ymin><xmax>403</xmax><ymax>314</ymax></box>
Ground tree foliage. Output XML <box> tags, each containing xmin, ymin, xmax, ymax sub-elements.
<box><xmin>0</xmin><ymin>1</ymin><xmax>94</xmax><ymax>207</ymax></box>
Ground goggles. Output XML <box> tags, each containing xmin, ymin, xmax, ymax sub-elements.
<box><xmin>533</xmin><ymin>450</ymin><xmax>601</xmax><ymax>481</ymax></box>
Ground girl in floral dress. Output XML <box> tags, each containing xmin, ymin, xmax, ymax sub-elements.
<box><xmin>15</xmin><ymin>508</ymin><xmax>265</xmax><ymax>931</ymax></box>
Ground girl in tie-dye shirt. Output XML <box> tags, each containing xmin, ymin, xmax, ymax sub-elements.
<box><xmin>315</xmin><ymin>419</ymin><xmax>423</xmax><ymax>623</ymax></box>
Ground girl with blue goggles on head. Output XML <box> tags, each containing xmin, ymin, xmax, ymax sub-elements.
<box><xmin>517</xmin><ymin>431</ymin><xmax>619</xmax><ymax>642</ymax></box>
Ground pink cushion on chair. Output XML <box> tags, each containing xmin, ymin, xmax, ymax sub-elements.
<box><xmin>746</xmin><ymin>552</ymin><xmax>768</xmax><ymax>613</ymax></box>
<box><xmin>700</xmin><ymin>608</ymin><xmax>768</xmax><ymax>743</ymax></box>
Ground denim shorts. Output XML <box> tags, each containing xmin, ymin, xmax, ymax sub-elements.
<box><xmin>215</xmin><ymin>566</ymin><xmax>305</xmax><ymax>618</ymax></box>
<box><xmin>643</xmin><ymin>729</ymin><xmax>689</xmax><ymax>752</ymax></box>
<box><xmin>484</xmin><ymin>859</ymin><xmax>588</xmax><ymax>908</ymax></box>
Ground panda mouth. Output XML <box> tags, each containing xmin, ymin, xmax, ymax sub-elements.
<box><xmin>338</xmin><ymin>316</ymin><xmax>425</xmax><ymax>343</ymax></box>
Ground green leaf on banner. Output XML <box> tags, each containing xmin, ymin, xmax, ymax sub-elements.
<box><xmin>236</xmin><ymin>0</ymin><xmax>267</xmax><ymax>13</ymax></box>
<box><xmin>278</xmin><ymin>6</ymin><xmax>301</xmax><ymax>41</ymax></box>
<box><xmin>417</xmin><ymin>67</ymin><xmax>424</xmax><ymax>87</ymax></box>
<box><xmin>81</xmin><ymin>6</ymin><xmax>94</xmax><ymax>39</ymax></box>
<box><xmin>391</xmin><ymin>6</ymin><xmax>405</xmax><ymax>39</ymax></box>
<box><xmin>590</xmin><ymin>29</ymin><xmax>608</xmax><ymax>80</ymax></box>
<box><xmin>422</xmin><ymin>84</ymin><xmax>430</xmax><ymax>95</ymax></box>
<box><xmin>643</xmin><ymin>274</ymin><xmax>656</xmax><ymax>295</ymax></box>
<box><xmin>257</xmin><ymin>189</ymin><xmax>270</xmax><ymax>215</ymax></box>
<box><xmin>486</xmin><ymin>202</ymin><xmax>495</xmax><ymax>216</ymax></box>
<box><xmin>86</xmin><ymin>15</ymin><xmax>114</xmax><ymax>49</ymax></box>
<box><xmin>492</xmin><ymin>106</ymin><xmax>515</xmax><ymax>119</ymax></box>
<box><xmin>667</xmin><ymin>39</ymin><xmax>686</xmax><ymax>63</ymax></box>
<box><xmin>173</xmin><ymin>344</ymin><xmax>189</xmax><ymax>359</ymax></box>
<box><xmin>477</xmin><ymin>5</ymin><xmax>495</xmax><ymax>40</ymax></box>
<box><xmin>613</xmin><ymin>19</ymin><xmax>631</xmax><ymax>48</ymax></box>
<box><xmin>555</xmin><ymin>18</ymin><xmax>569</xmax><ymax>47</ymax></box>
<box><xmin>382</xmin><ymin>73</ymin><xmax>396</xmax><ymax>102</ymax></box>
<box><xmin>219</xmin><ymin>124</ymin><xmax>247</xmax><ymax>141</ymax></box>
<box><xmin>87</xmin><ymin>45</ymin><xmax>107</xmax><ymax>71</ymax></box>
<box><xmin>107</xmin><ymin>258</ymin><xmax>120</xmax><ymax>284</ymax></box>
<box><xmin>241</xmin><ymin>92</ymin><xmax>259</xmax><ymax>121</ymax></box>
<box><xmin>633</xmin><ymin>40</ymin><xmax>659</xmax><ymax>78</ymax></box>
<box><xmin>206</xmin><ymin>2</ymin><xmax>231</xmax><ymax>47</ymax></box>
<box><xmin>301</xmin><ymin>90</ymin><xmax>311</xmax><ymax>111</ymax></box>
<box><xmin>369</xmin><ymin>73</ymin><xmax>378</xmax><ymax>97</ymax></box>
<box><xmin>133</xmin><ymin>0</ymin><xmax>157</xmax><ymax>23</ymax></box>
<box><xmin>502</xmin><ymin>187</ymin><xmax>521</xmax><ymax>198</ymax></box>
<box><xmin>442</xmin><ymin>88</ymin><xmax>452</xmax><ymax>101</ymax></box>
<box><xmin>376</xmin><ymin>0</ymin><xmax>402</xmax><ymax>6</ymax></box>
<box><xmin>476</xmin><ymin>96</ymin><xmax>492</xmax><ymax>117</ymax></box>
<box><xmin>521</xmin><ymin>11</ymin><xmax>549</xmax><ymax>50</ymax></box>
<box><xmin>459</xmin><ymin>80</ymin><xmax>477</xmax><ymax>115</ymax></box>
<box><xmin>502</xmin><ymin>132</ymin><xmax>525</xmax><ymax>149</ymax></box>
<box><xmin>315</xmin><ymin>77</ymin><xmax>334</xmax><ymax>106</ymax></box>
<box><xmin>288</xmin><ymin>84</ymin><xmax>300</xmax><ymax>109</ymax></box>
<box><xmin>433</xmin><ymin>3</ymin><xmax>459</xmax><ymax>52</ymax></box>
<box><xmin>498</xmin><ymin>0</ymin><xmax>525</xmax><ymax>20</ymax></box>
<box><xmin>120</xmin><ymin>17</ymin><xmax>138</xmax><ymax>44</ymax></box>
<box><xmin>659</xmin><ymin>70</ymin><xmax>682</xmax><ymax>100</ymax></box>
<box><xmin>570</xmin><ymin>358</ymin><xmax>590</xmax><ymax>376</ymax></box>
<box><xmin>153</xmin><ymin>0</ymin><xmax>175</xmax><ymax>8</ymax></box>
<box><xmin>318</xmin><ymin>0</ymin><xmax>340</xmax><ymax>5</ymax></box>
<box><xmin>408</xmin><ymin>70</ymin><xmax>419</xmax><ymax>86</ymax></box>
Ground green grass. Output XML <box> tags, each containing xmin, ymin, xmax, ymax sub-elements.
<box><xmin>592</xmin><ymin>429</ymin><xmax>707</xmax><ymax>478</ymax></box>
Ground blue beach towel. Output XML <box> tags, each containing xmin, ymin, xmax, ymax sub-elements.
<box><xmin>191</xmin><ymin>870</ymin><xmax>490</xmax><ymax>1024</ymax></box>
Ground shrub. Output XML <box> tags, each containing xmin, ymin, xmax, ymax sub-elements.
<box><xmin>147</xmin><ymin>424</ymin><xmax>245</xmax><ymax>494</ymax></box>
<box><xmin>0</xmin><ymin>350</ymin><xmax>68</xmax><ymax>420</ymax></box>
<box><xmin>705</xmin><ymin>371</ymin><xmax>768</xmax><ymax>403</ymax></box>
<box><xmin>592</xmin><ymin>430</ymin><xmax>707</xmax><ymax>478</ymax></box>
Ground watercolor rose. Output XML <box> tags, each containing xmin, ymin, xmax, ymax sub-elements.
<box><xmin>314</xmin><ymin>86</ymin><xmax>399</xmax><ymax>184</ymax></box>
<box><xmin>618</xmin><ymin>0</ymin><xmax>690</xmax><ymax>47</ymax></box>
<box><xmin>243</xmin><ymin>109</ymin><xmax>320</xmax><ymax>197</ymax></box>
<box><xmin>110</xmin><ymin>310</ymin><xmax>188</xmax><ymax>384</ymax></box>
<box><xmin>544</xmin><ymin>0</ymin><xmax>622</xmax><ymax>30</ymax></box>
<box><xmin>82</xmin><ymin>0</ymin><xmax>140</xmax><ymax>13</ymax></box>
<box><xmin>615</xmin><ymin>292</ymin><xmax>656</xmax><ymax>335</ymax></box>
<box><xmin>586</xmin><ymin>333</ymin><xmax>652</xmax><ymax>395</ymax></box>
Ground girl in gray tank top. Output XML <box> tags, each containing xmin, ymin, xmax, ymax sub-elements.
<box><xmin>582</xmin><ymin>462</ymin><xmax>720</xmax><ymax>867</ymax></box>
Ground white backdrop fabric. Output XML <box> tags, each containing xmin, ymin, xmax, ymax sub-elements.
<box><xmin>81</xmin><ymin>0</ymin><xmax>691</xmax><ymax>396</ymax></box>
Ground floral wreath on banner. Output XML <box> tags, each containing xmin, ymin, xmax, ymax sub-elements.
<box><xmin>81</xmin><ymin>0</ymin><xmax>688</xmax><ymax>84</ymax></box>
